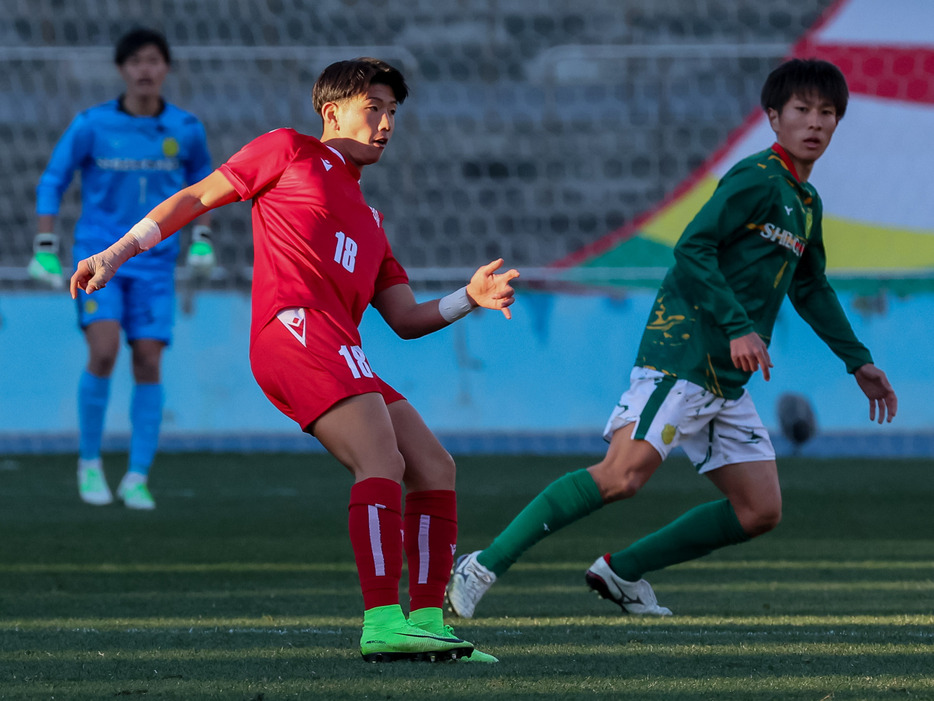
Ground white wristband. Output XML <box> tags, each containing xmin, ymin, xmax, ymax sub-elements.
<box><xmin>439</xmin><ymin>286</ymin><xmax>474</xmax><ymax>323</ymax></box>
<box><xmin>128</xmin><ymin>218</ymin><xmax>162</xmax><ymax>251</ymax></box>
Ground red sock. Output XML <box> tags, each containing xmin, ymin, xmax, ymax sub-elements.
<box><xmin>404</xmin><ymin>489</ymin><xmax>457</xmax><ymax>612</ymax></box>
<box><xmin>348</xmin><ymin>478</ymin><xmax>403</xmax><ymax>610</ymax></box>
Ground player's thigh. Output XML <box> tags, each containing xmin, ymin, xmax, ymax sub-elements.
<box><xmin>122</xmin><ymin>273</ymin><xmax>174</xmax><ymax>345</ymax></box>
<box><xmin>388</xmin><ymin>399</ymin><xmax>455</xmax><ymax>492</ymax></box>
<box><xmin>314</xmin><ymin>393</ymin><xmax>405</xmax><ymax>482</ymax></box>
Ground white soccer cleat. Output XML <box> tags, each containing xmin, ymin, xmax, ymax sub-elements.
<box><xmin>446</xmin><ymin>551</ymin><xmax>496</xmax><ymax>619</ymax></box>
<box><xmin>117</xmin><ymin>473</ymin><xmax>156</xmax><ymax>510</ymax></box>
<box><xmin>585</xmin><ymin>554</ymin><xmax>672</xmax><ymax>616</ymax></box>
<box><xmin>77</xmin><ymin>458</ymin><xmax>113</xmax><ymax>505</ymax></box>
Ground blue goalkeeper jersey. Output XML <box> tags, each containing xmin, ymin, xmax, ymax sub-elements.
<box><xmin>36</xmin><ymin>96</ymin><xmax>212</xmax><ymax>275</ymax></box>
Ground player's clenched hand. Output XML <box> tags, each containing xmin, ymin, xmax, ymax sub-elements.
<box><xmin>854</xmin><ymin>364</ymin><xmax>897</xmax><ymax>424</ymax></box>
<box><xmin>70</xmin><ymin>253</ymin><xmax>116</xmax><ymax>298</ymax></box>
<box><xmin>466</xmin><ymin>258</ymin><xmax>520</xmax><ymax>319</ymax></box>
<box><xmin>730</xmin><ymin>331</ymin><xmax>773</xmax><ymax>381</ymax></box>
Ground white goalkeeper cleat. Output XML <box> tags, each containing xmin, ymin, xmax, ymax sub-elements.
<box><xmin>585</xmin><ymin>554</ymin><xmax>672</xmax><ymax>616</ymax></box>
<box><xmin>446</xmin><ymin>551</ymin><xmax>496</xmax><ymax>619</ymax></box>
<box><xmin>77</xmin><ymin>458</ymin><xmax>113</xmax><ymax>505</ymax></box>
<box><xmin>117</xmin><ymin>473</ymin><xmax>156</xmax><ymax>510</ymax></box>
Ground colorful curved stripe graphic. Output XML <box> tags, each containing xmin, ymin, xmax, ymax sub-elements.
<box><xmin>558</xmin><ymin>0</ymin><xmax>934</xmax><ymax>293</ymax></box>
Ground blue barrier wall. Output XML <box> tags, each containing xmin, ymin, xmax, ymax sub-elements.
<box><xmin>1</xmin><ymin>289</ymin><xmax>930</xmax><ymax>455</ymax></box>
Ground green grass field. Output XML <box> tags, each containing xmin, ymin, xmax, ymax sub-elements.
<box><xmin>0</xmin><ymin>451</ymin><xmax>932</xmax><ymax>700</ymax></box>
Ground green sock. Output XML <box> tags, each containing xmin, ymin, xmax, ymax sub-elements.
<box><xmin>362</xmin><ymin>604</ymin><xmax>407</xmax><ymax>630</ymax></box>
<box><xmin>408</xmin><ymin>606</ymin><xmax>444</xmax><ymax>635</ymax></box>
<box><xmin>610</xmin><ymin>499</ymin><xmax>749</xmax><ymax>581</ymax></box>
<box><xmin>478</xmin><ymin>469</ymin><xmax>604</xmax><ymax>576</ymax></box>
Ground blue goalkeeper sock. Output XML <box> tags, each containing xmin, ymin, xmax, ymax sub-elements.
<box><xmin>78</xmin><ymin>370</ymin><xmax>110</xmax><ymax>461</ymax></box>
<box><xmin>128</xmin><ymin>383</ymin><xmax>164</xmax><ymax>477</ymax></box>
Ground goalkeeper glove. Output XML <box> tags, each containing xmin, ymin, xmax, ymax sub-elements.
<box><xmin>27</xmin><ymin>233</ymin><xmax>65</xmax><ymax>289</ymax></box>
<box><xmin>186</xmin><ymin>224</ymin><xmax>216</xmax><ymax>278</ymax></box>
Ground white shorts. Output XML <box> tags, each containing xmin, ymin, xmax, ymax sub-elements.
<box><xmin>603</xmin><ymin>367</ymin><xmax>775</xmax><ymax>473</ymax></box>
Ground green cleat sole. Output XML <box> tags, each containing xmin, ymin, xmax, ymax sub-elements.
<box><xmin>362</xmin><ymin>646</ymin><xmax>474</xmax><ymax>663</ymax></box>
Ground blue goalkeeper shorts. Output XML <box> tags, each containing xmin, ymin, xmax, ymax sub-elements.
<box><xmin>75</xmin><ymin>269</ymin><xmax>175</xmax><ymax>345</ymax></box>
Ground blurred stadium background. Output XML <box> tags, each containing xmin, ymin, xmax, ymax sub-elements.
<box><xmin>0</xmin><ymin>0</ymin><xmax>833</xmax><ymax>283</ymax></box>
<box><xmin>1</xmin><ymin>0</ymin><xmax>931</xmax><ymax>456</ymax></box>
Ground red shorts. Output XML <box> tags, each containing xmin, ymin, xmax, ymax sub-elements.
<box><xmin>250</xmin><ymin>307</ymin><xmax>405</xmax><ymax>431</ymax></box>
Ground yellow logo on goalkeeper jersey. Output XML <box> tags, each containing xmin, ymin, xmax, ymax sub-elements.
<box><xmin>162</xmin><ymin>137</ymin><xmax>180</xmax><ymax>158</ymax></box>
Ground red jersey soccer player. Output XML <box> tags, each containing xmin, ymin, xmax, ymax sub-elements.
<box><xmin>71</xmin><ymin>58</ymin><xmax>518</xmax><ymax>663</ymax></box>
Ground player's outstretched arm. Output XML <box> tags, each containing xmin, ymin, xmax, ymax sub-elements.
<box><xmin>853</xmin><ymin>364</ymin><xmax>897</xmax><ymax>424</ymax></box>
<box><xmin>70</xmin><ymin>171</ymin><xmax>238</xmax><ymax>298</ymax></box>
<box><xmin>372</xmin><ymin>259</ymin><xmax>519</xmax><ymax>340</ymax></box>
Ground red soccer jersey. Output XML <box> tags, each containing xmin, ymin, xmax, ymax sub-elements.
<box><xmin>218</xmin><ymin>128</ymin><xmax>409</xmax><ymax>343</ymax></box>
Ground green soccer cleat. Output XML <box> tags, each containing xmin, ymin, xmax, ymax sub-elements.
<box><xmin>408</xmin><ymin>607</ymin><xmax>498</xmax><ymax>663</ymax></box>
<box><xmin>361</xmin><ymin>605</ymin><xmax>473</xmax><ymax>663</ymax></box>
<box><xmin>117</xmin><ymin>474</ymin><xmax>156</xmax><ymax>510</ymax></box>
<box><xmin>77</xmin><ymin>458</ymin><xmax>113</xmax><ymax>505</ymax></box>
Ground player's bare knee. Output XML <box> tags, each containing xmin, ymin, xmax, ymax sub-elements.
<box><xmin>588</xmin><ymin>465</ymin><xmax>644</xmax><ymax>503</ymax></box>
<box><xmin>741</xmin><ymin>505</ymin><xmax>782</xmax><ymax>537</ymax></box>
<box><xmin>88</xmin><ymin>355</ymin><xmax>117</xmax><ymax>377</ymax></box>
<box><xmin>425</xmin><ymin>449</ymin><xmax>456</xmax><ymax>486</ymax></box>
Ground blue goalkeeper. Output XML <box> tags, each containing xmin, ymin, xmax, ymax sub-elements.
<box><xmin>32</xmin><ymin>28</ymin><xmax>214</xmax><ymax>510</ymax></box>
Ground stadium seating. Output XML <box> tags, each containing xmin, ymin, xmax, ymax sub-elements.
<box><xmin>0</xmin><ymin>0</ymin><xmax>834</xmax><ymax>288</ymax></box>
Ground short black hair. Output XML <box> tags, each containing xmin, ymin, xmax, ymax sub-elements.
<box><xmin>312</xmin><ymin>57</ymin><xmax>408</xmax><ymax>115</ymax></box>
<box><xmin>114</xmin><ymin>28</ymin><xmax>171</xmax><ymax>66</ymax></box>
<box><xmin>760</xmin><ymin>58</ymin><xmax>848</xmax><ymax>119</ymax></box>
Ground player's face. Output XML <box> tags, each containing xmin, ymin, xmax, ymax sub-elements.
<box><xmin>768</xmin><ymin>92</ymin><xmax>839</xmax><ymax>175</ymax></box>
<box><xmin>328</xmin><ymin>84</ymin><xmax>397</xmax><ymax>167</ymax></box>
<box><xmin>118</xmin><ymin>44</ymin><xmax>170</xmax><ymax>101</ymax></box>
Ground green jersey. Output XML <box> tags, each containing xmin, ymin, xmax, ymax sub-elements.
<box><xmin>635</xmin><ymin>144</ymin><xmax>872</xmax><ymax>399</ymax></box>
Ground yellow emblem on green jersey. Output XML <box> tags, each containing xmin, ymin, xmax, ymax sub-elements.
<box><xmin>805</xmin><ymin>209</ymin><xmax>813</xmax><ymax>239</ymax></box>
<box><xmin>162</xmin><ymin>137</ymin><xmax>180</xmax><ymax>158</ymax></box>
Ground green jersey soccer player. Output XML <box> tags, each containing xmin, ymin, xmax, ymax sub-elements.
<box><xmin>447</xmin><ymin>58</ymin><xmax>898</xmax><ymax>620</ymax></box>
